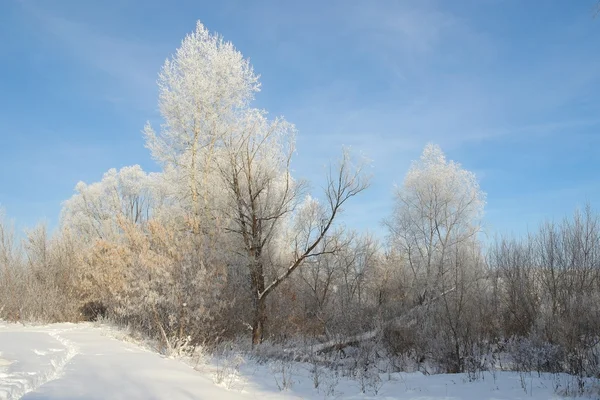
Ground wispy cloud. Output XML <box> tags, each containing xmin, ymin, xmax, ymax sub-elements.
<box><xmin>266</xmin><ymin>0</ymin><xmax>600</xmax><ymax>235</ymax></box>
<box><xmin>7</xmin><ymin>0</ymin><xmax>599</xmax><ymax>236</ymax></box>
<box><xmin>273</xmin><ymin>1</ymin><xmax>600</xmax><ymax>136</ymax></box>
<box><xmin>21</xmin><ymin>2</ymin><xmax>165</xmax><ymax>110</ymax></box>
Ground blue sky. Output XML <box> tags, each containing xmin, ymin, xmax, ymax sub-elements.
<box><xmin>1</xmin><ymin>0</ymin><xmax>599</xmax><ymax>239</ymax></box>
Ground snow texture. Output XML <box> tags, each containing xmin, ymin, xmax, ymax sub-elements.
<box><xmin>0</xmin><ymin>322</ymin><xmax>587</xmax><ymax>399</ymax></box>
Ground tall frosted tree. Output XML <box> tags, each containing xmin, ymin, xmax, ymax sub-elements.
<box><xmin>385</xmin><ymin>143</ymin><xmax>486</xmax><ymax>302</ymax></box>
<box><xmin>385</xmin><ymin>143</ymin><xmax>486</xmax><ymax>372</ymax></box>
<box><xmin>144</xmin><ymin>21</ymin><xmax>369</xmax><ymax>345</ymax></box>
<box><xmin>144</xmin><ymin>21</ymin><xmax>260</xmax><ymax>233</ymax></box>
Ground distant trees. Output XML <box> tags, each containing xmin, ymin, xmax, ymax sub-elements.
<box><xmin>385</xmin><ymin>143</ymin><xmax>486</xmax><ymax>305</ymax></box>
<box><xmin>384</xmin><ymin>144</ymin><xmax>489</xmax><ymax>372</ymax></box>
<box><xmin>0</xmin><ymin>212</ymin><xmax>80</xmax><ymax>322</ymax></box>
<box><xmin>61</xmin><ymin>165</ymin><xmax>159</xmax><ymax>242</ymax></box>
<box><xmin>489</xmin><ymin>206</ymin><xmax>600</xmax><ymax>376</ymax></box>
<box><xmin>0</xmin><ymin>210</ymin><xmax>21</xmax><ymax>321</ymax></box>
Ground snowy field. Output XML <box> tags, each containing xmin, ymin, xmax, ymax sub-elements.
<box><xmin>0</xmin><ymin>322</ymin><xmax>590</xmax><ymax>399</ymax></box>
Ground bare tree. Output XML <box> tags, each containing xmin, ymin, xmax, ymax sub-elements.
<box><xmin>221</xmin><ymin>140</ymin><xmax>369</xmax><ymax>345</ymax></box>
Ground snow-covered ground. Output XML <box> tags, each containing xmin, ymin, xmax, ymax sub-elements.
<box><xmin>0</xmin><ymin>321</ymin><xmax>589</xmax><ymax>399</ymax></box>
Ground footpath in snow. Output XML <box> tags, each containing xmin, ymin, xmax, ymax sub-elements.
<box><xmin>0</xmin><ymin>323</ymin><xmax>252</xmax><ymax>400</ymax></box>
<box><xmin>0</xmin><ymin>322</ymin><xmax>585</xmax><ymax>399</ymax></box>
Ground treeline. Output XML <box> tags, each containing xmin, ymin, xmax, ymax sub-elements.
<box><xmin>1</xmin><ymin>21</ymin><xmax>599</xmax><ymax>381</ymax></box>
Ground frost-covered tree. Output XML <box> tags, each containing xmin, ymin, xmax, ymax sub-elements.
<box><xmin>60</xmin><ymin>165</ymin><xmax>168</xmax><ymax>319</ymax></box>
<box><xmin>143</xmin><ymin>21</ymin><xmax>369</xmax><ymax>345</ymax></box>
<box><xmin>61</xmin><ymin>165</ymin><xmax>158</xmax><ymax>243</ymax></box>
<box><xmin>224</xmin><ymin>141</ymin><xmax>368</xmax><ymax>344</ymax></box>
<box><xmin>299</xmin><ymin>231</ymin><xmax>381</xmax><ymax>337</ymax></box>
<box><xmin>384</xmin><ymin>144</ymin><xmax>487</xmax><ymax>372</ymax></box>
<box><xmin>144</xmin><ymin>21</ymin><xmax>260</xmax><ymax>233</ymax></box>
<box><xmin>0</xmin><ymin>211</ymin><xmax>80</xmax><ymax>322</ymax></box>
<box><xmin>0</xmin><ymin>209</ymin><xmax>22</xmax><ymax>320</ymax></box>
<box><xmin>385</xmin><ymin>143</ymin><xmax>486</xmax><ymax>302</ymax></box>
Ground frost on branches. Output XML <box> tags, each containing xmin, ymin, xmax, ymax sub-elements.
<box><xmin>55</xmin><ymin>21</ymin><xmax>368</xmax><ymax>347</ymax></box>
<box><xmin>384</xmin><ymin>144</ymin><xmax>487</xmax><ymax>373</ymax></box>
<box><xmin>386</xmin><ymin>143</ymin><xmax>486</xmax><ymax>302</ymax></box>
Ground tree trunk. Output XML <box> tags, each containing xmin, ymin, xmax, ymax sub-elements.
<box><xmin>250</xmin><ymin>255</ymin><xmax>266</xmax><ymax>346</ymax></box>
<box><xmin>252</xmin><ymin>295</ymin><xmax>266</xmax><ymax>346</ymax></box>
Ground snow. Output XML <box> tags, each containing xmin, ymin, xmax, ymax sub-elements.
<box><xmin>0</xmin><ymin>322</ymin><xmax>254</xmax><ymax>400</ymax></box>
<box><xmin>0</xmin><ymin>322</ymin><xmax>587</xmax><ymax>399</ymax></box>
